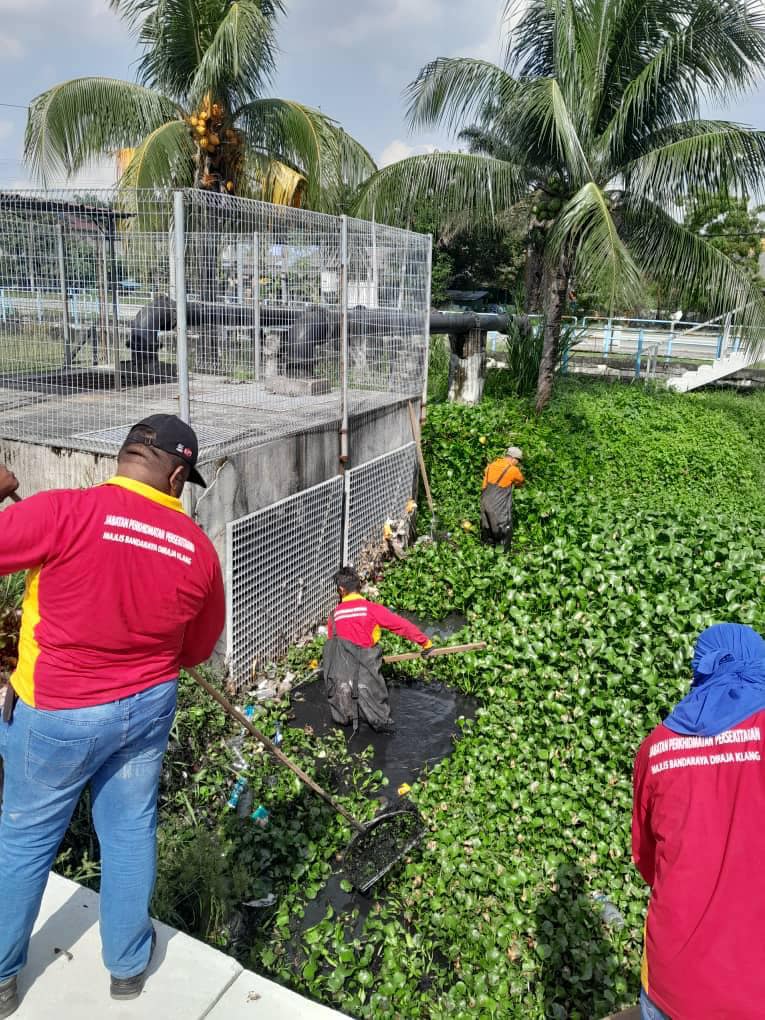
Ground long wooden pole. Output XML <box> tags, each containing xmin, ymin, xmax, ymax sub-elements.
<box><xmin>187</xmin><ymin>667</ymin><xmax>365</xmax><ymax>833</ymax></box>
<box><xmin>408</xmin><ymin>400</ymin><xmax>434</xmax><ymax>515</ymax></box>
<box><xmin>383</xmin><ymin>641</ymin><xmax>486</xmax><ymax>665</ymax></box>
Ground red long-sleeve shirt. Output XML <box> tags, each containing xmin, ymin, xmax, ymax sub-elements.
<box><xmin>632</xmin><ymin>711</ymin><xmax>765</xmax><ymax>1019</ymax></box>
<box><xmin>327</xmin><ymin>594</ymin><xmax>430</xmax><ymax>649</ymax></box>
<box><xmin>0</xmin><ymin>476</ymin><xmax>225</xmax><ymax>709</ymax></box>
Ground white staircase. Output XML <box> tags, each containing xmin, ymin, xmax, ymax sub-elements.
<box><xmin>667</xmin><ymin>351</ymin><xmax>754</xmax><ymax>392</ymax></box>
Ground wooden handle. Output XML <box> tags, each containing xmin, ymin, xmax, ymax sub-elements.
<box><xmin>187</xmin><ymin>667</ymin><xmax>366</xmax><ymax>833</ymax></box>
<box><xmin>383</xmin><ymin>641</ymin><xmax>487</xmax><ymax>664</ymax></box>
<box><xmin>408</xmin><ymin>401</ymin><xmax>434</xmax><ymax>515</ymax></box>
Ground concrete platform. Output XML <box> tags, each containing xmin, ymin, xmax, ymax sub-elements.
<box><xmin>13</xmin><ymin>873</ymin><xmax>348</xmax><ymax>1019</ymax></box>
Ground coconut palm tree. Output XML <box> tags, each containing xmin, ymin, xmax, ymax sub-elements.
<box><xmin>355</xmin><ymin>0</ymin><xmax>765</xmax><ymax>410</ymax></box>
<box><xmin>24</xmin><ymin>0</ymin><xmax>375</xmax><ymax>211</ymax></box>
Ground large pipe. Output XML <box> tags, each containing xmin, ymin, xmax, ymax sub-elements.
<box><xmin>125</xmin><ymin>298</ymin><xmax>523</xmax><ymax>383</ymax></box>
<box><xmin>429</xmin><ymin>311</ymin><xmax>512</xmax><ymax>334</ymax></box>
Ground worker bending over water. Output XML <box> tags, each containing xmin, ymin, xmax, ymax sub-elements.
<box><xmin>322</xmin><ymin>567</ymin><xmax>433</xmax><ymax>733</ymax></box>
<box><xmin>480</xmin><ymin>445</ymin><xmax>525</xmax><ymax>549</ymax></box>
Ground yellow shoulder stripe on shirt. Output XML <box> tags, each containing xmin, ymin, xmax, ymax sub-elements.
<box><xmin>104</xmin><ymin>476</ymin><xmax>185</xmax><ymax>513</ymax></box>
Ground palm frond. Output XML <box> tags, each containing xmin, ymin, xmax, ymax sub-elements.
<box><xmin>624</xmin><ymin>197</ymin><xmax>765</xmax><ymax>336</ymax></box>
<box><xmin>603</xmin><ymin>1</ymin><xmax>765</xmax><ymax>166</ymax></box>
<box><xmin>122</xmin><ymin>0</ymin><xmax>280</xmax><ymax>105</ymax></box>
<box><xmin>119</xmin><ymin>119</ymin><xmax>196</xmax><ymax>189</ymax></box>
<box><xmin>547</xmin><ymin>181</ymin><xmax>644</xmax><ymax>311</ymax></box>
<box><xmin>236</xmin><ymin>99</ymin><xmax>375</xmax><ymax>211</ymax></box>
<box><xmin>24</xmin><ymin>78</ymin><xmax>178</xmax><ymax>184</ymax></box>
<box><xmin>504</xmin><ymin>0</ymin><xmax>555</xmax><ymax>76</ymax></box>
<box><xmin>405</xmin><ymin>57</ymin><xmax>518</xmax><ymax>134</ymax></box>
<box><xmin>621</xmin><ymin>122</ymin><xmax>765</xmax><ymax>206</ymax></box>
<box><xmin>353</xmin><ymin>152</ymin><xmax>526</xmax><ymax>228</ymax></box>
<box><xmin>513</xmin><ymin>76</ymin><xmax>593</xmax><ymax>185</ymax></box>
<box><xmin>189</xmin><ymin>1</ymin><xmax>280</xmax><ymax>109</ymax></box>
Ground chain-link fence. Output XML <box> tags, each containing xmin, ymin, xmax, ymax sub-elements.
<box><xmin>226</xmin><ymin>442</ymin><xmax>419</xmax><ymax>684</ymax></box>
<box><xmin>0</xmin><ymin>189</ymin><xmax>430</xmax><ymax>462</ymax></box>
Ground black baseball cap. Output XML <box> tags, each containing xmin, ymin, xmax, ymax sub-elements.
<box><xmin>124</xmin><ymin>414</ymin><xmax>206</xmax><ymax>487</ymax></box>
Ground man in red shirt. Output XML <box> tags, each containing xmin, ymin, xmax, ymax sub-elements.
<box><xmin>322</xmin><ymin>566</ymin><xmax>432</xmax><ymax>733</ymax></box>
<box><xmin>0</xmin><ymin>414</ymin><xmax>224</xmax><ymax>1018</ymax></box>
<box><xmin>632</xmin><ymin>622</ymin><xmax>765</xmax><ymax>1020</ymax></box>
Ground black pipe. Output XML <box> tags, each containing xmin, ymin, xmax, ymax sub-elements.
<box><xmin>127</xmin><ymin>298</ymin><xmax>521</xmax><ymax>375</ymax></box>
<box><xmin>429</xmin><ymin>311</ymin><xmax>512</xmax><ymax>334</ymax></box>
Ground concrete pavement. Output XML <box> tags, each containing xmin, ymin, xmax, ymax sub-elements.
<box><xmin>12</xmin><ymin>874</ymin><xmax>348</xmax><ymax>1019</ymax></box>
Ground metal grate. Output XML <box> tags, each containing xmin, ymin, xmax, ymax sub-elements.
<box><xmin>344</xmin><ymin>443</ymin><xmax>418</xmax><ymax>565</ymax></box>
<box><xmin>72</xmin><ymin>420</ymin><xmax>249</xmax><ymax>454</ymax></box>
<box><xmin>226</xmin><ymin>476</ymin><xmax>343</xmax><ymax>684</ymax></box>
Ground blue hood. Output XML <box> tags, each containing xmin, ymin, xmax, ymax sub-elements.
<box><xmin>663</xmin><ymin>623</ymin><xmax>765</xmax><ymax>737</ymax></box>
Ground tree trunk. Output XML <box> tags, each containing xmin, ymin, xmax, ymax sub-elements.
<box><xmin>534</xmin><ymin>254</ymin><xmax>570</xmax><ymax>413</ymax></box>
<box><xmin>524</xmin><ymin>237</ymin><xmax>545</xmax><ymax>314</ymax></box>
<box><xmin>448</xmin><ymin>327</ymin><xmax>486</xmax><ymax>404</ymax></box>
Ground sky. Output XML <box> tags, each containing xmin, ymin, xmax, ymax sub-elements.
<box><xmin>0</xmin><ymin>0</ymin><xmax>764</xmax><ymax>188</ymax></box>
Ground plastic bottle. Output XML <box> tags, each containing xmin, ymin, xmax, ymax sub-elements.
<box><xmin>227</xmin><ymin>776</ymin><xmax>248</xmax><ymax>809</ymax></box>
<box><xmin>251</xmin><ymin>805</ymin><xmax>269</xmax><ymax>828</ymax></box>
<box><xmin>591</xmin><ymin>892</ymin><xmax>625</xmax><ymax>929</ymax></box>
<box><xmin>273</xmin><ymin>722</ymin><xmax>283</xmax><ymax>746</ymax></box>
<box><xmin>236</xmin><ymin>786</ymin><xmax>254</xmax><ymax>819</ymax></box>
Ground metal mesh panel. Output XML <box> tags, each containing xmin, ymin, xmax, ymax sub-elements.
<box><xmin>226</xmin><ymin>476</ymin><xmax>343</xmax><ymax>684</ymax></box>
<box><xmin>345</xmin><ymin>443</ymin><xmax>418</xmax><ymax>565</ymax></box>
<box><xmin>344</xmin><ymin>216</ymin><xmax>429</xmax><ymax>417</ymax></box>
<box><xmin>0</xmin><ymin>188</ymin><xmax>430</xmax><ymax>461</ymax></box>
<box><xmin>0</xmin><ymin>190</ymin><xmax>181</xmax><ymax>450</ymax></box>
<box><xmin>181</xmin><ymin>192</ymin><xmax>429</xmax><ymax>459</ymax></box>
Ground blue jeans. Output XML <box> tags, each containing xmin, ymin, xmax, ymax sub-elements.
<box><xmin>641</xmin><ymin>988</ymin><xmax>671</xmax><ymax>1020</ymax></box>
<box><xmin>0</xmin><ymin>680</ymin><xmax>177</xmax><ymax>981</ymax></box>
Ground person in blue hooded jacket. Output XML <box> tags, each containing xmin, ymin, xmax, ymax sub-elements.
<box><xmin>632</xmin><ymin>622</ymin><xmax>765</xmax><ymax>1020</ymax></box>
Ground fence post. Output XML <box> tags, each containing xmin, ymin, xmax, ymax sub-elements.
<box><xmin>420</xmin><ymin>233</ymin><xmax>433</xmax><ymax>423</ymax></box>
<box><xmin>252</xmin><ymin>233</ymin><xmax>260</xmax><ymax>381</ymax></box>
<box><xmin>342</xmin><ymin>469</ymin><xmax>351</xmax><ymax>566</ymax></box>
<box><xmin>635</xmin><ymin>329</ymin><xmax>644</xmax><ymax>379</ymax></box>
<box><xmin>236</xmin><ymin>240</ymin><xmax>244</xmax><ymax>305</ymax></box>
<box><xmin>56</xmin><ymin>223</ymin><xmax>72</xmax><ymax>369</ymax></box>
<box><xmin>173</xmin><ymin>191</ymin><xmax>191</xmax><ymax>424</ymax></box>
<box><xmin>562</xmin><ymin>316</ymin><xmax>574</xmax><ymax>374</ymax></box>
<box><xmin>339</xmin><ymin>215</ymin><xmax>350</xmax><ymax>471</ymax></box>
<box><xmin>603</xmin><ymin>317</ymin><xmax>612</xmax><ymax>356</ymax></box>
<box><xmin>106</xmin><ymin>226</ymin><xmax>122</xmax><ymax>391</ymax></box>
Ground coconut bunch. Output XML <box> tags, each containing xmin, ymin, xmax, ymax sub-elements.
<box><xmin>531</xmin><ymin>175</ymin><xmax>567</xmax><ymax>225</ymax></box>
<box><xmin>187</xmin><ymin>94</ymin><xmax>243</xmax><ymax>193</ymax></box>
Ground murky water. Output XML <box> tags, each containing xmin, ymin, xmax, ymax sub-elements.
<box><xmin>279</xmin><ymin>609</ymin><xmax>476</xmax><ymax>931</ymax></box>
<box><xmin>289</xmin><ymin>671</ymin><xmax>476</xmax><ymax>930</ymax></box>
<box><xmin>397</xmin><ymin>610</ymin><xmax>468</xmax><ymax>642</ymax></box>
<box><xmin>289</xmin><ymin>676</ymin><xmax>476</xmax><ymax>793</ymax></box>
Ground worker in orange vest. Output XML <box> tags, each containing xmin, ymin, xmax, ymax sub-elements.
<box><xmin>480</xmin><ymin>446</ymin><xmax>525</xmax><ymax>549</ymax></box>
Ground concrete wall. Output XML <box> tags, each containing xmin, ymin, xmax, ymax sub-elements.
<box><xmin>191</xmin><ymin>398</ymin><xmax>416</xmax><ymax>561</ymax></box>
<box><xmin>0</xmin><ymin>396</ymin><xmax>417</xmax><ymax>567</ymax></box>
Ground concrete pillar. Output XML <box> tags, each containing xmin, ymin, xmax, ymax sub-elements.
<box><xmin>447</xmin><ymin>327</ymin><xmax>486</xmax><ymax>404</ymax></box>
<box><xmin>263</xmin><ymin>329</ymin><xmax>281</xmax><ymax>378</ymax></box>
